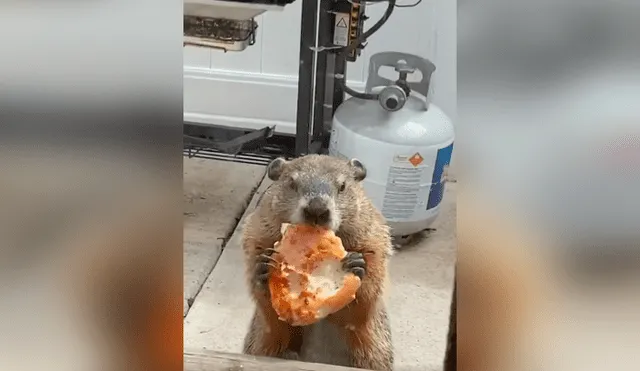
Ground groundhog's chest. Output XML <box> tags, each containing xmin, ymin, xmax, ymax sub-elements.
<box><xmin>298</xmin><ymin>319</ymin><xmax>351</xmax><ymax>367</ymax></box>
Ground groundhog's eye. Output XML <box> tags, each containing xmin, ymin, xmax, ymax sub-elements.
<box><xmin>288</xmin><ymin>179</ymin><xmax>298</xmax><ymax>191</ymax></box>
<box><xmin>338</xmin><ymin>181</ymin><xmax>346</xmax><ymax>193</ymax></box>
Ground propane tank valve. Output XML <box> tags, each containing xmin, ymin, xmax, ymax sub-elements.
<box><xmin>361</xmin><ymin>52</ymin><xmax>436</xmax><ymax>112</ymax></box>
<box><xmin>377</xmin><ymin>62</ymin><xmax>416</xmax><ymax>112</ymax></box>
<box><xmin>378</xmin><ymin>85</ymin><xmax>406</xmax><ymax>112</ymax></box>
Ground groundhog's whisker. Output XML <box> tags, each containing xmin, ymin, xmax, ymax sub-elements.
<box><xmin>266</xmin><ymin>263</ymin><xmax>278</xmax><ymax>269</ymax></box>
<box><xmin>264</xmin><ymin>247</ymin><xmax>279</xmax><ymax>254</ymax></box>
<box><xmin>264</xmin><ymin>256</ymin><xmax>279</xmax><ymax>263</ymax></box>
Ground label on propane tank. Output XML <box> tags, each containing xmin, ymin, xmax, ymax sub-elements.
<box><xmin>381</xmin><ymin>153</ymin><xmax>433</xmax><ymax>220</ymax></box>
<box><xmin>380</xmin><ymin>143</ymin><xmax>453</xmax><ymax>221</ymax></box>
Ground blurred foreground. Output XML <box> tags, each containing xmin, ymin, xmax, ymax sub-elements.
<box><xmin>0</xmin><ymin>150</ymin><xmax>182</xmax><ymax>371</ymax></box>
<box><xmin>458</xmin><ymin>0</ymin><xmax>640</xmax><ymax>370</ymax></box>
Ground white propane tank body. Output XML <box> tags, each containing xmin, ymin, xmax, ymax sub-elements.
<box><xmin>329</xmin><ymin>52</ymin><xmax>454</xmax><ymax>237</ymax></box>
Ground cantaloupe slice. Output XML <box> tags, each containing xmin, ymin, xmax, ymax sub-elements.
<box><xmin>269</xmin><ymin>223</ymin><xmax>361</xmax><ymax>326</ymax></box>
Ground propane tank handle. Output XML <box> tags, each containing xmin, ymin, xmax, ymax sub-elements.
<box><xmin>395</xmin><ymin>62</ymin><xmax>416</xmax><ymax>76</ymax></box>
<box><xmin>365</xmin><ymin>52</ymin><xmax>436</xmax><ymax>110</ymax></box>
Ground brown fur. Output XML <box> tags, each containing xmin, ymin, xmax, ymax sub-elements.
<box><xmin>241</xmin><ymin>155</ymin><xmax>394</xmax><ymax>370</ymax></box>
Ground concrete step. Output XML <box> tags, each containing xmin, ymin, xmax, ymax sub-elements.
<box><xmin>183</xmin><ymin>158</ymin><xmax>265</xmax><ymax>315</ymax></box>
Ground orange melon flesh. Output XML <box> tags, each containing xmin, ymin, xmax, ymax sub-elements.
<box><xmin>268</xmin><ymin>223</ymin><xmax>361</xmax><ymax>326</ymax></box>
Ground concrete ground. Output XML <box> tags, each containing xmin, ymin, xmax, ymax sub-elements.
<box><xmin>183</xmin><ymin>157</ymin><xmax>456</xmax><ymax>371</ymax></box>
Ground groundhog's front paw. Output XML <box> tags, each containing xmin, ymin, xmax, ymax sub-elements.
<box><xmin>342</xmin><ymin>251</ymin><xmax>366</xmax><ymax>280</ymax></box>
<box><xmin>255</xmin><ymin>248</ymin><xmax>278</xmax><ymax>291</ymax></box>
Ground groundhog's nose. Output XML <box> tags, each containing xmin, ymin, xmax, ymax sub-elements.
<box><xmin>303</xmin><ymin>198</ymin><xmax>331</xmax><ymax>225</ymax></box>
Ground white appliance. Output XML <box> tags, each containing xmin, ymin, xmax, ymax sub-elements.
<box><xmin>329</xmin><ymin>52</ymin><xmax>455</xmax><ymax>236</ymax></box>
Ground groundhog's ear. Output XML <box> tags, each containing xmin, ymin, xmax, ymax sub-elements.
<box><xmin>267</xmin><ymin>157</ymin><xmax>288</xmax><ymax>181</ymax></box>
<box><xmin>348</xmin><ymin>158</ymin><xmax>367</xmax><ymax>182</ymax></box>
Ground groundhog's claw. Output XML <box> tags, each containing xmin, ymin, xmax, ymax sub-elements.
<box><xmin>255</xmin><ymin>250</ymin><xmax>278</xmax><ymax>290</ymax></box>
<box><xmin>342</xmin><ymin>251</ymin><xmax>366</xmax><ymax>280</ymax></box>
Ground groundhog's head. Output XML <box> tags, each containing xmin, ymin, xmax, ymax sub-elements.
<box><xmin>266</xmin><ymin>154</ymin><xmax>367</xmax><ymax>231</ymax></box>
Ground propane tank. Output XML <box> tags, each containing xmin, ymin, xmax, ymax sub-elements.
<box><xmin>329</xmin><ymin>52</ymin><xmax>454</xmax><ymax>237</ymax></box>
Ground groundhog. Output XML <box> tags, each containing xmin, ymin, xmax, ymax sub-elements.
<box><xmin>241</xmin><ymin>154</ymin><xmax>394</xmax><ymax>370</ymax></box>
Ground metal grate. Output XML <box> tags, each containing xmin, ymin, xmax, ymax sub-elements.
<box><xmin>184</xmin><ymin>147</ymin><xmax>278</xmax><ymax>167</ymax></box>
<box><xmin>183</xmin><ymin>123</ymin><xmax>298</xmax><ymax>166</ymax></box>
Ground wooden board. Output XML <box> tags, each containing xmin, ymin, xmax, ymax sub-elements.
<box><xmin>184</xmin><ymin>349</ymin><xmax>366</xmax><ymax>371</ymax></box>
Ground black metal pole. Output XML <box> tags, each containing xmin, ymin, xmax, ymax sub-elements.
<box><xmin>294</xmin><ymin>0</ymin><xmax>319</xmax><ymax>157</ymax></box>
<box><xmin>296</xmin><ymin>0</ymin><xmax>357</xmax><ymax>156</ymax></box>
<box><xmin>310</xmin><ymin>0</ymin><xmax>333</xmax><ymax>152</ymax></box>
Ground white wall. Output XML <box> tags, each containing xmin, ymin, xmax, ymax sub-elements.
<box><xmin>184</xmin><ymin>0</ymin><xmax>456</xmax><ymax>134</ymax></box>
